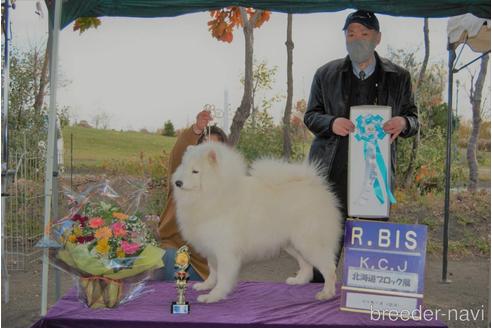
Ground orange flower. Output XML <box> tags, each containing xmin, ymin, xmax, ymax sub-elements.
<box><xmin>95</xmin><ymin>226</ymin><xmax>112</xmax><ymax>239</ymax></box>
<box><xmin>88</xmin><ymin>217</ymin><xmax>104</xmax><ymax>229</ymax></box>
<box><xmin>112</xmin><ymin>212</ymin><xmax>129</xmax><ymax>220</ymax></box>
<box><xmin>68</xmin><ymin>234</ymin><xmax>77</xmax><ymax>243</ymax></box>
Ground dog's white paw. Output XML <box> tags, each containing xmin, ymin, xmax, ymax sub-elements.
<box><xmin>315</xmin><ymin>289</ymin><xmax>335</xmax><ymax>301</ymax></box>
<box><xmin>197</xmin><ymin>292</ymin><xmax>225</xmax><ymax>303</ymax></box>
<box><xmin>193</xmin><ymin>282</ymin><xmax>213</xmax><ymax>291</ymax></box>
<box><xmin>286</xmin><ymin>276</ymin><xmax>309</xmax><ymax>285</ymax></box>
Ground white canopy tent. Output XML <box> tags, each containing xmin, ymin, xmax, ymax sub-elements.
<box><xmin>448</xmin><ymin>13</ymin><xmax>491</xmax><ymax>53</ymax></box>
<box><xmin>1</xmin><ymin>0</ymin><xmax>488</xmax><ymax>316</ymax></box>
<box><xmin>38</xmin><ymin>4</ymin><xmax>492</xmax><ymax>316</ymax></box>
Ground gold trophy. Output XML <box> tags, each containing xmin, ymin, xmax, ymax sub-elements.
<box><xmin>171</xmin><ymin>245</ymin><xmax>191</xmax><ymax>314</ymax></box>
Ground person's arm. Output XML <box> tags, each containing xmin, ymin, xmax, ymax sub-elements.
<box><xmin>383</xmin><ymin>70</ymin><xmax>419</xmax><ymax>142</ymax></box>
<box><xmin>167</xmin><ymin>127</ymin><xmax>202</xmax><ymax>177</ymax></box>
<box><xmin>304</xmin><ymin>70</ymin><xmax>337</xmax><ymax>138</ymax></box>
<box><xmin>304</xmin><ymin>70</ymin><xmax>354</xmax><ymax>137</ymax></box>
<box><xmin>165</xmin><ymin>127</ymin><xmax>201</xmax><ymax>198</ymax></box>
<box><xmin>398</xmin><ymin>70</ymin><xmax>419</xmax><ymax>138</ymax></box>
<box><xmin>166</xmin><ymin>110</ymin><xmax>213</xmax><ymax>195</ymax></box>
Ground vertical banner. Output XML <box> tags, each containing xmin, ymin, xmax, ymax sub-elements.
<box><xmin>340</xmin><ymin>220</ymin><xmax>427</xmax><ymax>318</ymax></box>
<box><xmin>348</xmin><ymin>105</ymin><xmax>394</xmax><ymax>218</ymax></box>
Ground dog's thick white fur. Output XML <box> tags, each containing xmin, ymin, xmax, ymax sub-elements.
<box><xmin>172</xmin><ymin>143</ymin><xmax>342</xmax><ymax>303</ymax></box>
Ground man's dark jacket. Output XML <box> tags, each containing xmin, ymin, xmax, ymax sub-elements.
<box><xmin>304</xmin><ymin>52</ymin><xmax>419</xmax><ymax>200</ymax></box>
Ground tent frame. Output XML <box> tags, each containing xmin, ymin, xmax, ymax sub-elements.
<box><xmin>39</xmin><ymin>0</ymin><xmax>63</xmax><ymax>316</ymax></box>
<box><xmin>1</xmin><ymin>0</ymin><xmax>13</xmax><ymax>305</ymax></box>
<box><xmin>34</xmin><ymin>0</ymin><xmax>490</xmax><ymax>316</ymax></box>
<box><xmin>443</xmin><ymin>28</ymin><xmax>490</xmax><ymax>282</ymax></box>
<box><xmin>442</xmin><ymin>46</ymin><xmax>455</xmax><ymax>283</ymax></box>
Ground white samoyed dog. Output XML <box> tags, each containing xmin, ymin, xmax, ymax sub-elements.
<box><xmin>172</xmin><ymin>142</ymin><xmax>342</xmax><ymax>303</ymax></box>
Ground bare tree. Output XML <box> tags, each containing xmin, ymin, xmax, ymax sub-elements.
<box><xmin>33</xmin><ymin>34</ymin><xmax>51</xmax><ymax>112</ymax></box>
<box><xmin>92</xmin><ymin>114</ymin><xmax>101</xmax><ymax>129</ymax></box>
<box><xmin>467</xmin><ymin>53</ymin><xmax>489</xmax><ymax>191</ymax></box>
<box><xmin>403</xmin><ymin>18</ymin><xmax>429</xmax><ymax>188</ymax></box>
<box><xmin>229</xmin><ymin>8</ymin><xmax>263</xmax><ymax>146</ymax></box>
<box><xmin>100</xmin><ymin>112</ymin><xmax>111</xmax><ymax>129</ymax></box>
<box><xmin>92</xmin><ymin>111</ymin><xmax>111</xmax><ymax>129</ymax></box>
<box><xmin>282</xmin><ymin>14</ymin><xmax>294</xmax><ymax>160</ymax></box>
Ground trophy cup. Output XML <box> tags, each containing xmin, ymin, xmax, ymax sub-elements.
<box><xmin>171</xmin><ymin>245</ymin><xmax>191</xmax><ymax>314</ymax></box>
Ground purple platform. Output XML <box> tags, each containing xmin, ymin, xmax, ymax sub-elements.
<box><xmin>31</xmin><ymin>281</ymin><xmax>447</xmax><ymax>328</ymax></box>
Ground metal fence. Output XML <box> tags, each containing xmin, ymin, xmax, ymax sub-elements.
<box><xmin>4</xmin><ymin>141</ymin><xmax>64</xmax><ymax>272</ymax></box>
<box><xmin>5</xmin><ymin>150</ymin><xmax>45</xmax><ymax>271</ymax></box>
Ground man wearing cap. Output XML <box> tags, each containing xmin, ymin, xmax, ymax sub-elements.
<box><xmin>304</xmin><ymin>10</ymin><xmax>418</xmax><ymax>278</ymax></box>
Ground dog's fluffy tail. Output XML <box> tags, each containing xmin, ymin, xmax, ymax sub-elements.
<box><xmin>250</xmin><ymin>158</ymin><xmax>328</xmax><ymax>188</ymax></box>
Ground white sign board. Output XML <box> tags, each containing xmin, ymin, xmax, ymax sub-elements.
<box><xmin>348</xmin><ymin>105</ymin><xmax>394</xmax><ymax>218</ymax></box>
<box><xmin>340</xmin><ymin>220</ymin><xmax>428</xmax><ymax>319</ymax></box>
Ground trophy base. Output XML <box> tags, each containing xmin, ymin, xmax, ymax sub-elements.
<box><xmin>171</xmin><ymin>302</ymin><xmax>190</xmax><ymax>314</ymax></box>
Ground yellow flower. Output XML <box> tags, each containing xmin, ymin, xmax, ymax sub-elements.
<box><xmin>73</xmin><ymin>226</ymin><xmax>82</xmax><ymax>237</ymax></box>
<box><xmin>116</xmin><ymin>248</ymin><xmax>126</xmax><ymax>258</ymax></box>
<box><xmin>96</xmin><ymin>238</ymin><xmax>109</xmax><ymax>254</ymax></box>
<box><xmin>95</xmin><ymin>226</ymin><xmax>112</xmax><ymax>239</ymax></box>
<box><xmin>68</xmin><ymin>234</ymin><xmax>77</xmax><ymax>243</ymax></box>
<box><xmin>112</xmin><ymin>212</ymin><xmax>129</xmax><ymax>220</ymax></box>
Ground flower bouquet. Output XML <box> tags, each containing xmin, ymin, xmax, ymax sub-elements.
<box><xmin>53</xmin><ymin>200</ymin><xmax>164</xmax><ymax>309</ymax></box>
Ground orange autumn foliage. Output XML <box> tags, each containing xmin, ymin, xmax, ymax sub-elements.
<box><xmin>73</xmin><ymin>17</ymin><xmax>102</xmax><ymax>34</ymax></box>
<box><xmin>208</xmin><ymin>7</ymin><xmax>271</xmax><ymax>43</ymax></box>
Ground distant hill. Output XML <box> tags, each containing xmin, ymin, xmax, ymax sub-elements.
<box><xmin>62</xmin><ymin>126</ymin><xmax>176</xmax><ymax>171</ymax></box>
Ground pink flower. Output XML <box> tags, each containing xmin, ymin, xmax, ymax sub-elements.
<box><xmin>88</xmin><ymin>217</ymin><xmax>104</xmax><ymax>229</ymax></box>
<box><xmin>112</xmin><ymin>222</ymin><xmax>127</xmax><ymax>238</ymax></box>
<box><xmin>121</xmin><ymin>241</ymin><xmax>141</xmax><ymax>255</ymax></box>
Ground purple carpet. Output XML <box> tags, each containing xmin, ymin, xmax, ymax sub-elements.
<box><xmin>31</xmin><ymin>281</ymin><xmax>447</xmax><ymax>328</ymax></box>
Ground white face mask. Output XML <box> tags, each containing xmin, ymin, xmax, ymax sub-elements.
<box><xmin>346</xmin><ymin>39</ymin><xmax>377</xmax><ymax>64</ymax></box>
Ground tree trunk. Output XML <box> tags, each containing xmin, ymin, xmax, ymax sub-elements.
<box><xmin>251</xmin><ymin>77</ymin><xmax>259</xmax><ymax>129</ymax></box>
<box><xmin>34</xmin><ymin>33</ymin><xmax>51</xmax><ymax>111</ymax></box>
<box><xmin>251</xmin><ymin>106</ymin><xmax>257</xmax><ymax>129</ymax></box>
<box><xmin>403</xmin><ymin>18</ymin><xmax>429</xmax><ymax>188</ymax></box>
<box><xmin>282</xmin><ymin>14</ymin><xmax>294</xmax><ymax>161</ymax></box>
<box><xmin>228</xmin><ymin>8</ymin><xmax>261</xmax><ymax>146</ymax></box>
<box><xmin>33</xmin><ymin>49</ymin><xmax>39</xmax><ymax>92</ymax></box>
<box><xmin>467</xmin><ymin>54</ymin><xmax>489</xmax><ymax>191</ymax></box>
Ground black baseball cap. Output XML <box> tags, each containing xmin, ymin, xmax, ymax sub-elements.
<box><xmin>343</xmin><ymin>10</ymin><xmax>380</xmax><ymax>32</ymax></box>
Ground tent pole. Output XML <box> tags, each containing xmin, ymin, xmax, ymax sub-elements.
<box><xmin>442</xmin><ymin>45</ymin><xmax>455</xmax><ymax>283</ymax></box>
<box><xmin>1</xmin><ymin>0</ymin><xmax>13</xmax><ymax>305</ymax></box>
<box><xmin>52</xmin><ymin>130</ymin><xmax>60</xmax><ymax>301</ymax></box>
<box><xmin>41</xmin><ymin>0</ymin><xmax>62</xmax><ymax>316</ymax></box>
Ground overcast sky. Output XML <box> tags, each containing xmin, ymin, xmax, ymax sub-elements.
<box><xmin>8</xmin><ymin>1</ymin><xmax>491</xmax><ymax>131</ymax></box>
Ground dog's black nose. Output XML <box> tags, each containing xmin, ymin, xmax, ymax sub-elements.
<box><xmin>175</xmin><ymin>180</ymin><xmax>183</xmax><ymax>188</ymax></box>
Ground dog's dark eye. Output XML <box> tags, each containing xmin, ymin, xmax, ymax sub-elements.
<box><xmin>192</xmin><ymin>170</ymin><xmax>199</xmax><ymax>174</ymax></box>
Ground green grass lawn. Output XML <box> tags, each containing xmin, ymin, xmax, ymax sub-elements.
<box><xmin>62</xmin><ymin>126</ymin><xmax>176</xmax><ymax>170</ymax></box>
<box><xmin>62</xmin><ymin>126</ymin><xmax>490</xmax><ymax>187</ymax></box>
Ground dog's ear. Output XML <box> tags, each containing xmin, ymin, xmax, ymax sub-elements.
<box><xmin>208</xmin><ymin>150</ymin><xmax>217</xmax><ymax>165</ymax></box>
